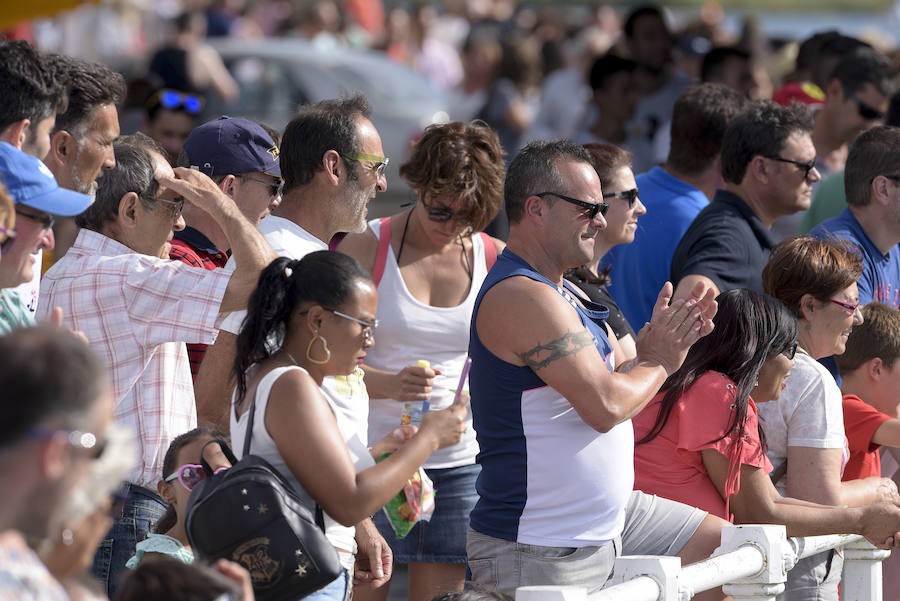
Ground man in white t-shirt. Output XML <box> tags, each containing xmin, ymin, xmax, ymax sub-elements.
<box><xmin>193</xmin><ymin>94</ymin><xmax>393</xmax><ymax>590</ymax></box>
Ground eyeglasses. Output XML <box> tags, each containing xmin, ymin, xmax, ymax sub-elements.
<box><xmin>420</xmin><ymin>197</ymin><xmax>470</xmax><ymax>224</ymax></box>
<box><xmin>165</xmin><ymin>463</ymin><xmax>228</xmax><ymax>492</ymax></box>
<box><xmin>782</xmin><ymin>341</ymin><xmax>798</xmax><ymax>360</ymax></box>
<box><xmin>602</xmin><ymin>187</ymin><xmax>640</xmax><ymax>208</ymax></box>
<box><xmin>535</xmin><ymin>192</ymin><xmax>608</xmax><ymax>220</ymax></box>
<box><xmin>148</xmin><ymin>89</ymin><xmax>205</xmax><ymax>115</ymax></box>
<box><xmin>332</xmin><ymin>310</ymin><xmax>378</xmax><ymax>341</ymax></box>
<box><xmin>843</xmin><ymin>85</ymin><xmax>885</xmax><ymax>121</ymax></box>
<box><xmin>15</xmin><ymin>208</ymin><xmax>55</xmax><ymax>231</ymax></box>
<box><xmin>342</xmin><ymin>152</ymin><xmax>389</xmax><ymax>178</ymax></box>
<box><xmin>149</xmin><ymin>196</ymin><xmax>184</xmax><ymax>219</ymax></box>
<box><xmin>238</xmin><ymin>175</ymin><xmax>283</xmax><ymax>198</ymax></box>
<box><xmin>764</xmin><ymin>156</ymin><xmax>818</xmax><ymax>180</ymax></box>
<box><xmin>829</xmin><ymin>298</ymin><xmax>861</xmax><ymax>315</ymax></box>
<box><xmin>28</xmin><ymin>428</ymin><xmax>107</xmax><ymax>460</ymax></box>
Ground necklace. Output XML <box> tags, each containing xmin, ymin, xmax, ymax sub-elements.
<box><xmin>285</xmin><ymin>350</ymin><xmax>300</xmax><ymax>366</ymax></box>
<box><xmin>397</xmin><ymin>208</ymin><xmax>473</xmax><ymax>282</ymax></box>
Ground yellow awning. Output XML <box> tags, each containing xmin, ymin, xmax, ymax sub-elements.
<box><xmin>0</xmin><ymin>0</ymin><xmax>98</xmax><ymax>30</ymax></box>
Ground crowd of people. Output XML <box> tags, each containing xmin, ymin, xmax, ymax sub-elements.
<box><xmin>6</xmin><ymin>3</ymin><xmax>900</xmax><ymax>601</ymax></box>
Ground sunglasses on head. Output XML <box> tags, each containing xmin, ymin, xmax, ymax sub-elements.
<box><xmin>782</xmin><ymin>341</ymin><xmax>798</xmax><ymax>360</ymax></box>
<box><xmin>28</xmin><ymin>428</ymin><xmax>107</xmax><ymax>460</ymax></box>
<box><xmin>602</xmin><ymin>187</ymin><xmax>640</xmax><ymax>207</ymax></box>
<box><xmin>150</xmin><ymin>89</ymin><xmax>205</xmax><ymax>115</ymax></box>
<box><xmin>536</xmin><ymin>192</ymin><xmax>608</xmax><ymax>220</ymax></box>
<box><xmin>165</xmin><ymin>463</ymin><xmax>228</xmax><ymax>492</ymax></box>
<box><xmin>843</xmin><ymin>85</ymin><xmax>885</xmax><ymax>121</ymax></box>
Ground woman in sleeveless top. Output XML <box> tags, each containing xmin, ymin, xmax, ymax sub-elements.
<box><xmin>231</xmin><ymin>252</ymin><xmax>469</xmax><ymax>601</ymax></box>
<box><xmin>565</xmin><ymin>143</ymin><xmax>645</xmax><ymax>362</ymax></box>
<box><xmin>338</xmin><ymin>121</ymin><xmax>505</xmax><ymax>601</ymax></box>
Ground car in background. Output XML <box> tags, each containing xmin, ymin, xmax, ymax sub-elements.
<box><xmin>205</xmin><ymin>38</ymin><xmax>452</xmax><ymax>209</ymax></box>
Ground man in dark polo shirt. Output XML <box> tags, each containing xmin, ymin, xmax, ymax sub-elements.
<box><xmin>169</xmin><ymin>116</ymin><xmax>281</xmax><ymax>378</ymax></box>
<box><xmin>670</xmin><ymin>101</ymin><xmax>819</xmax><ymax>298</ymax></box>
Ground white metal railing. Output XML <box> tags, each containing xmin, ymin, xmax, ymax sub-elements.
<box><xmin>514</xmin><ymin>524</ymin><xmax>891</xmax><ymax>601</ymax></box>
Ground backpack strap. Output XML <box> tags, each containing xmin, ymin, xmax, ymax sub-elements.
<box><xmin>372</xmin><ymin>217</ymin><xmax>392</xmax><ymax>286</ymax></box>
<box><xmin>199</xmin><ymin>438</ymin><xmax>238</xmax><ymax>476</ymax></box>
<box><xmin>480</xmin><ymin>232</ymin><xmax>497</xmax><ymax>270</ymax></box>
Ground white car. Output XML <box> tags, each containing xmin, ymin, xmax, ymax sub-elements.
<box><xmin>206</xmin><ymin>38</ymin><xmax>452</xmax><ymax>205</ymax></box>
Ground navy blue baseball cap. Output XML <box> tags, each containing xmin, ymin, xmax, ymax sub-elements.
<box><xmin>183</xmin><ymin>116</ymin><xmax>281</xmax><ymax>178</ymax></box>
<box><xmin>0</xmin><ymin>142</ymin><xmax>92</xmax><ymax>216</ymax></box>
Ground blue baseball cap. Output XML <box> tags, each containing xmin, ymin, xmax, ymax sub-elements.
<box><xmin>183</xmin><ymin>116</ymin><xmax>281</xmax><ymax>178</ymax></box>
<box><xmin>0</xmin><ymin>142</ymin><xmax>92</xmax><ymax>216</ymax></box>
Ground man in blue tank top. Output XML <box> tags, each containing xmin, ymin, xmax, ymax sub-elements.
<box><xmin>467</xmin><ymin>140</ymin><xmax>724</xmax><ymax>596</ymax></box>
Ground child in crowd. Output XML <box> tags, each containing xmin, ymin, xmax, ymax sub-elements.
<box><xmin>835</xmin><ymin>303</ymin><xmax>900</xmax><ymax>481</ymax></box>
<box><xmin>126</xmin><ymin>428</ymin><xmax>231</xmax><ymax>568</ymax></box>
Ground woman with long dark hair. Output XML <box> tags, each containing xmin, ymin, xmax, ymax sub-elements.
<box><xmin>633</xmin><ymin>289</ymin><xmax>900</xmax><ymax>551</ymax></box>
<box><xmin>231</xmin><ymin>251</ymin><xmax>468</xmax><ymax>601</ymax></box>
<box><xmin>565</xmin><ymin>143</ymin><xmax>645</xmax><ymax>361</ymax></box>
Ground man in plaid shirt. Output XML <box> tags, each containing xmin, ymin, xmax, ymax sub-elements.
<box><xmin>37</xmin><ymin>134</ymin><xmax>275</xmax><ymax>597</ymax></box>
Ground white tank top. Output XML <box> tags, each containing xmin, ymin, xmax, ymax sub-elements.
<box><xmin>231</xmin><ymin>365</ymin><xmax>375</xmax><ymax>565</ymax></box>
<box><xmin>365</xmin><ymin>219</ymin><xmax>485</xmax><ymax>468</ymax></box>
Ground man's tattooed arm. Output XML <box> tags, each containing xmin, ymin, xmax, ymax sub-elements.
<box><xmin>518</xmin><ymin>329</ymin><xmax>595</xmax><ymax>371</ymax></box>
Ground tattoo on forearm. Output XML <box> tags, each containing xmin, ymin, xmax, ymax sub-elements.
<box><xmin>519</xmin><ymin>329</ymin><xmax>595</xmax><ymax>371</ymax></box>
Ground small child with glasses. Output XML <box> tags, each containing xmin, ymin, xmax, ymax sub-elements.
<box><xmin>126</xmin><ymin>428</ymin><xmax>231</xmax><ymax>568</ymax></box>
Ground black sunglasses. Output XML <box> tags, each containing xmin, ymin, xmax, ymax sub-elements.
<box><xmin>843</xmin><ymin>85</ymin><xmax>885</xmax><ymax>121</ymax></box>
<box><xmin>602</xmin><ymin>187</ymin><xmax>640</xmax><ymax>208</ymax></box>
<box><xmin>535</xmin><ymin>192</ymin><xmax>608</xmax><ymax>220</ymax></box>
<box><xmin>782</xmin><ymin>341</ymin><xmax>798</xmax><ymax>360</ymax></box>
<box><xmin>764</xmin><ymin>156</ymin><xmax>817</xmax><ymax>180</ymax></box>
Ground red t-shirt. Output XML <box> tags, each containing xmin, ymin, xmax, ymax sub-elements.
<box><xmin>633</xmin><ymin>371</ymin><xmax>773</xmax><ymax>521</ymax></box>
<box><xmin>169</xmin><ymin>234</ymin><xmax>229</xmax><ymax>381</ymax></box>
<box><xmin>841</xmin><ymin>394</ymin><xmax>892</xmax><ymax>481</ymax></box>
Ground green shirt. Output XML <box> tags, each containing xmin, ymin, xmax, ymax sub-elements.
<box><xmin>800</xmin><ymin>171</ymin><xmax>846</xmax><ymax>234</ymax></box>
<box><xmin>0</xmin><ymin>289</ymin><xmax>36</xmax><ymax>335</ymax></box>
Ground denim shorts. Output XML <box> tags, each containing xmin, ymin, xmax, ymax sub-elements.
<box><xmin>374</xmin><ymin>463</ymin><xmax>479</xmax><ymax>564</ymax></box>
<box><xmin>304</xmin><ymin>567</ymin><xmax>351</xmax><ymax>601</ymax></box>
<box><xmin>92</xmin><ymin>483</ymin><xmax>166</xmax><ymax>599</ymax></box>
<box><xmin>466</xmin><ymin>490</ymin><xmax>707</xmax><ymax>597</ymax></box>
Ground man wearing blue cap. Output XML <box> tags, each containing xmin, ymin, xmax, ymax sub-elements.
<box><xmin>170</xmin><ymin>116</ymin><xmax>282</xmax><ymax>379</ymax></box>
<box><xmin>0</xmin><ymin>142</ymin><xmax>92</xmax><ymax>334</ymax></box>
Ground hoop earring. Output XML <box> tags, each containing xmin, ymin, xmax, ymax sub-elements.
<box><xmin>306</xmin><ymin>335</ymin><xmax>331</xmax><ymax>365</ymax></box>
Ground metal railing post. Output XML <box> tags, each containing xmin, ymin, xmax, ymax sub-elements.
<box><xmin>719</xmin><ymin>525</ymin><xmax>789</xmax><ymax>601</ymax></box>
<box><xmin>841</xmin><ymin>539</ymin><xmax>890</xmax><ymax>601</ymax></box>
<box><xmin>607</xmin><ymin>556</ymin><xmax>681</xmax><ymax>601</ymax></box>
<box><xmin>516</xmin><ymin>586</ymin><xmax>588</xmax><ymax>601</ymax></box>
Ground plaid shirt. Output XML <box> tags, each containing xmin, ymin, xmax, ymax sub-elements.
<box><xmin>37</xmin><ymin>229</ymin><xmax>230</xmax><ymax>488</ymax></box>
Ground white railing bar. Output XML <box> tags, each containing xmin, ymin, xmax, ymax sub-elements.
<box><xmin>587</xmin><ymin>575</ymin><xmax>660</xmax><ymax>601</ymax></box>
<box><xmin>792</xmin><ymin>534</ymin><xmax>863</xmax><ymax>561</ymax></box>
<box><xmin>679</xmin><ymin>544</ymin><xmax>764</xmax><ymax>592</ymax></box>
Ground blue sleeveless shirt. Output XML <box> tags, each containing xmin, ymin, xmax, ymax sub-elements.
<box><xmin>468</xmin><ymin>249</ymin><xmax>634</xmax><ymax>546</ymax></box>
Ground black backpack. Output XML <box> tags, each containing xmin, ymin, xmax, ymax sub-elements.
<box><xmin>185</xmin><ymin>390</ymin><xmax>342</xmax><ymax>601</ymax></box>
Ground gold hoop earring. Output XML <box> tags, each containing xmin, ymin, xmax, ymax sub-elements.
<box><xmin>306</xmin><ymin>335</ymin><xmax>331</xmax><ymax>364</ymax></box>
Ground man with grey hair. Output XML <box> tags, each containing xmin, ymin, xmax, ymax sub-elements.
<box><xmin>37</xmin><ymin>134</ymin><xmax>275</xmax><ymax>596</ymax></box>
<box><xmin>466</xmin><ymin>139</ymin><xmax>724</xmax><ymax>596</ymax></box>
<box><xmin>0</xmin><ymin>325</ymin><xmax>113</xmax><ymax>598</ymax></box>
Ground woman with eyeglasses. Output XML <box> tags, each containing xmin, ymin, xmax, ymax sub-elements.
<box><xmin>232</xmin><ymin>251</ymin><xmax>468</xmax><ymax>601</ymax></box>
<box><xmin>759</xmin><ymin>236</ymin><xmax>900</xmax><ymax>601</ymax></box>
<box><xmin>338</xmin><ymin>120</ymin><xmax>505</xmax><ymax>601</ymax></box>
<box><xmin>564</xmin><ymin>143</ymin><xmax>646</xmax><ymax>362</ymax></box>
<box><xmin>125</xmin><ymin>427</ymin><xmax>231</xmax><ymax>568</ymax></box>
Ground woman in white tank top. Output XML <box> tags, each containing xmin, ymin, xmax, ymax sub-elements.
<box><xmin>231</xmin><ymin>252</ymin><xmax>469</xmax><ymax>601</ymax></box>
<box><xmin>339</xmin><ymin>121</ymin><xmax>505</xmax><ymax>601</ymax></box>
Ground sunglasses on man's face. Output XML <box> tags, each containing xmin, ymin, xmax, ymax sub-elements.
<box><xmin>843</xmin><ymin>85</ymin><xmax>885</xmax><ymax>121</ymax></box>
<box><xmin>536</xmin><ymin>192</ymin><xmax>608</xmax><ymax>220</ymax></box>
<box><xmin>152</xmin><ymin>89</ymin><xmax>205</xmax><ymax>115</ymax></box>
<box><xmin>15</xmin><ymin>208</ymin><xmax>55</xmax><ymax>231</ymax></box>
